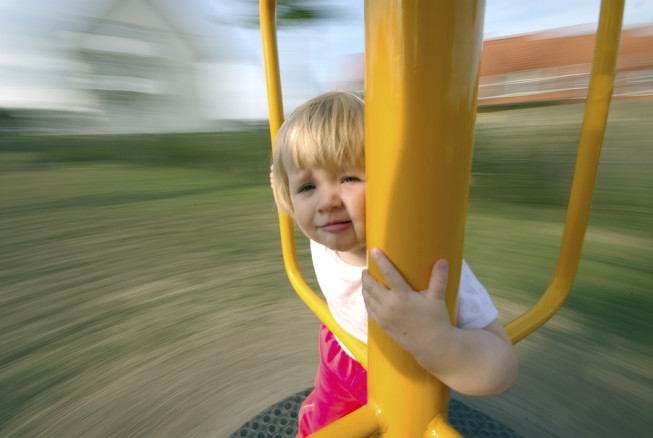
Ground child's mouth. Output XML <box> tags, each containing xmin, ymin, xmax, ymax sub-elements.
<box><xmin>321</xmin><ymin>221</ymin><xmax>352</xmax><ymax>232</ymax></box>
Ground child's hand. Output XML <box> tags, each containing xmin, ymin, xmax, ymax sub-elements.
<box><xmin>362</xmin><ymin>247</ymin><xmax>518</xmax><ymax>396</ymax></box>
<box><xmin>269</xmin><ymin>164</ymin><xmax>274</xmax><ymax>189</ymax></box>
<box><xmin>361</xmin><ymin>247</ymin><xmax>454</xmax><ymax>364</ymax></box>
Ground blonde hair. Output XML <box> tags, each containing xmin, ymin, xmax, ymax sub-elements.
<box><xmin>272</xmin><ymin>91</ymin><xmax>365</xmax><ymax>215</ymax></box>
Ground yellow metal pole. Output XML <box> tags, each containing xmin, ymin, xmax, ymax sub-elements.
<box><xmin>260</xmin><ymin>0</ymin><xmax>624</xmax><ymax>434</ymax></box>
<box><xmin>308</xmin><ymin>405</ymin><xmax>384</xmax><ymax>438</ymax></box>
<box><xmin>504</xmin><ymin>0</ymin><xmax>625</xmax><ymax>344</ymax></box>
<box><xmin>365</xmin><ymin>0</ymin><xmax>485</xmax><ymax>436</ymax></box>
<box><xmin>259</xmin><ymin>0</ymin><xmax>369</xmax><ymax>367</ymax></box>
<box><xmin>423</xmin><ymin>414</ymin><xmax>466</xmax><ymax>438</ymax></box>
<box><xmin>259</xmin><ymin>0</ymin><xmax>283</xmax><ymax>140</ymax></box>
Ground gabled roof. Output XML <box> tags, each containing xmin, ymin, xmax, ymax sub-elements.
<box><xmin>71</xmin><ymin>0</ymin><xmax>252</xmax><ymax>62</ymax></box>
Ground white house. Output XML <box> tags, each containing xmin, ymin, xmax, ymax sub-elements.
<box><xmin>0</xmin><ymin>0</ymin><xmax>266</xmax><ymax>133</ymax></box>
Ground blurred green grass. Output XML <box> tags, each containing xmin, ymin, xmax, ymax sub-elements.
<box><xmin>1</xmin><ymin>100</ymin><xmax>651</xmax><ymax>436</ymax></box>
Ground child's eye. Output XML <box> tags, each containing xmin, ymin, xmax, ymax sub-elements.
<box><xmin>298</xmin><ymin>183</ymin><xmax>316</xmax><ymax>193</ymax></box>
<box><xmin>342</xmin><ymin>176</ymin><xmax>361</xmax><ymax>183</ymax></box>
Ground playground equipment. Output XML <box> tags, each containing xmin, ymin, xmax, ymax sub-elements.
<box><xmin>232</xmin><ymin>0</ymin><xmax>625</xmax><ymax>436</ymax></box>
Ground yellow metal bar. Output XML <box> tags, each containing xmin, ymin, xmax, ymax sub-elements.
<box><xmin>308</xmin><ymin>404</ymin><xmax>384</xmax><ymax>438</ymax></box>
<box><xmin>423</xmin><ymin>414</ymin><xmax>465</xmax><ymax>438</ymax></box>
<box><xmin>259</xmin><ymin>0</ymin><xmax>368</xmax><ymax>368</ymax></box>
<box><xmin>259</xmin><ymin>0</ymin><xmax>283</xmax><ymax>140</ymax></box>
<box><xmin>365</xmin><ymin>0</ymin><xmax>484</xmax><ymax>436</ymax></box>
<box><xmin>262</xmin><ymin>0</ymin><xmax>623</xmax><ymax>434</ymax></box>
<box><xmin>504</xmin><ymin>0</ymin><xmax>625</xmax><ymax>344</ymax></box>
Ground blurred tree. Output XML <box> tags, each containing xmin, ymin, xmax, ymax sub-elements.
<box><xmin>235</xmin><ymin>0</ymin><xmax>344</xmax><ymax>27</ymax></box>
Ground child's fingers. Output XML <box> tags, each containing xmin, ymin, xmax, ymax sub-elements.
<box><xmin>361</xmin><ymin>269</ymin><xmax>384</xmax><ymax>313</ymax></box>
<box><xmin>361</xmin><ymin>269</ymin><xmax>385</xmax><ymax>298</ymax></box>
<box><xmin>369</xmin><ymin>247</ymin><xmax>410</xmax><ymax>292</ymax></box>
<box><xmin>427</xmin><ymin>259</ymin><xmax>449</xmax><ymax>300</ymax></box>
<box><xmin>362</xmin><ymin>268</ymin><xmax>408</xmax><ymax>329</ymax></box>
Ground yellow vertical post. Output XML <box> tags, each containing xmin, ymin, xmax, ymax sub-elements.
<box><xmin>365</xmin><ymin>0</ymin><xmax>485</xmax><ymax>436</ymax></box>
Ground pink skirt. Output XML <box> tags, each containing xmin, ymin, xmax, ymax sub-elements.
<box><xmin>296</xmin><ymin>323</ymin><xmax>368</xmax><ymax>437</ymax></box>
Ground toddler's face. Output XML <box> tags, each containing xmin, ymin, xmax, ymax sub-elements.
<box><xmin>287</xmin><ymin>163</ymin><xmax>366</xmax><ymax>265</ymax></box>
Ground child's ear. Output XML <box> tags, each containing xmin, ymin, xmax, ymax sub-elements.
<box><xmin>269</xmin><ymin>165</ymin><xmax>275</xmax><ymax>189</ymax></box>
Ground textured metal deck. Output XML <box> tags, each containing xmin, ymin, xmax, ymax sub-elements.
<box><xmin>229</xmin><ymin>388</ymin><xmax>521</xmax><ymax>438</ymax></box>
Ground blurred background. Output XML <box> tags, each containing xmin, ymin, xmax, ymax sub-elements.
<box><xmin>1</xmin><ymin>0</ymin><xmax>651</xmax><ymax>134</ymax></box>
<box><xmin>1</xmin><ymin>1</ymin><xmax>652</xmax><ymax>437</ymax></box>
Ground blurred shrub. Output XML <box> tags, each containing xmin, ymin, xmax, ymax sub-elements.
<box><xmin>470</xmin><ymin>101</ymin><xmax>652</xmax><ymax>234</ymax></box>
<box><xmin>471</xmin><ymin>126</ymin><xmax>577</xmax><ymax>207</ymax></box>
<box><xmin>0</xmin><ymin>131</ymin><xmax>272</xmax><ymax>182</ymax></box>
<box><xmin>1</xmin><ymin>101</ymin><xmax>650</xmax><ymax>229</ymax></box>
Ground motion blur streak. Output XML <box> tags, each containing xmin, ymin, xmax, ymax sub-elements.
<box><xmin>1</xmin><ymin>1</ymin><xmax>651</xmax><ymax>437</ymax></box>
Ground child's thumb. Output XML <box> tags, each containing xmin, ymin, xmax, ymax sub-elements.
<box><xmin>427</xmin><ymin>259</ymin><xmax>449</xmax><ymax>299</ymax></box>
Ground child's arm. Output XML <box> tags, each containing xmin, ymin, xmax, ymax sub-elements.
<box><xmin>361</xmin><ymin>248</ymin><xmax>518</xmax><ymax>396</ymax></box>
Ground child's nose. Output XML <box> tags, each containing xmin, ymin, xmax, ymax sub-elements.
<box><xmin>317</xmin><ymin>186</ymin><xmax>342</xmax><ymax>211</ymax></box>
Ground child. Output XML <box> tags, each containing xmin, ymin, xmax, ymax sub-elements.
<box><xmin>270</xmin><ymin>91</ymin><xmax>518</xmax><ymax>437</ymax></box>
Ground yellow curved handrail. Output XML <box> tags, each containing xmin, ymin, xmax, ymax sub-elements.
<box><xmin>259</xmin><ymin>0</ymin><xmax>625</xmax><ymax>436</ymax></box>
<box><xmin>259</xmin><ymin>0</ymin><xmax>368</xmax><ymax>368</ymax></box>
<box><xmin>504</xmin><ymin>0</ymin><xmax>625</xmax><ymax>343</ymax></box>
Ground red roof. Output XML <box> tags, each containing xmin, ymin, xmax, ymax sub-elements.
<box><xmin>480</xmin><ymin>25</ymin><xmax>653</xmax><ymax>76</ymax></box>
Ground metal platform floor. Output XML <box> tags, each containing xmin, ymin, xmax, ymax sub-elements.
<box><xmin>229</xmin><ymin>388</ymin><xmax>521</xmax><ymax>438</ymax></box>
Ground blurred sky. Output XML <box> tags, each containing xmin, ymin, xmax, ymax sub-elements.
<box><xmin>219</xmin><ymin>0</ymin><xmax>653</xmax><ymax>113</ymax></box>
<box><xmin>1</xmin><ymin>0</ymin><xmax>652</xmax><ymax>120</ymax></box>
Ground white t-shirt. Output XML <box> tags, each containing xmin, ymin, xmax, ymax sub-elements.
<box><xmin>310</xmin><ymin>240</ymin><xmax>499</xmax><ymax>358</ymax></box>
